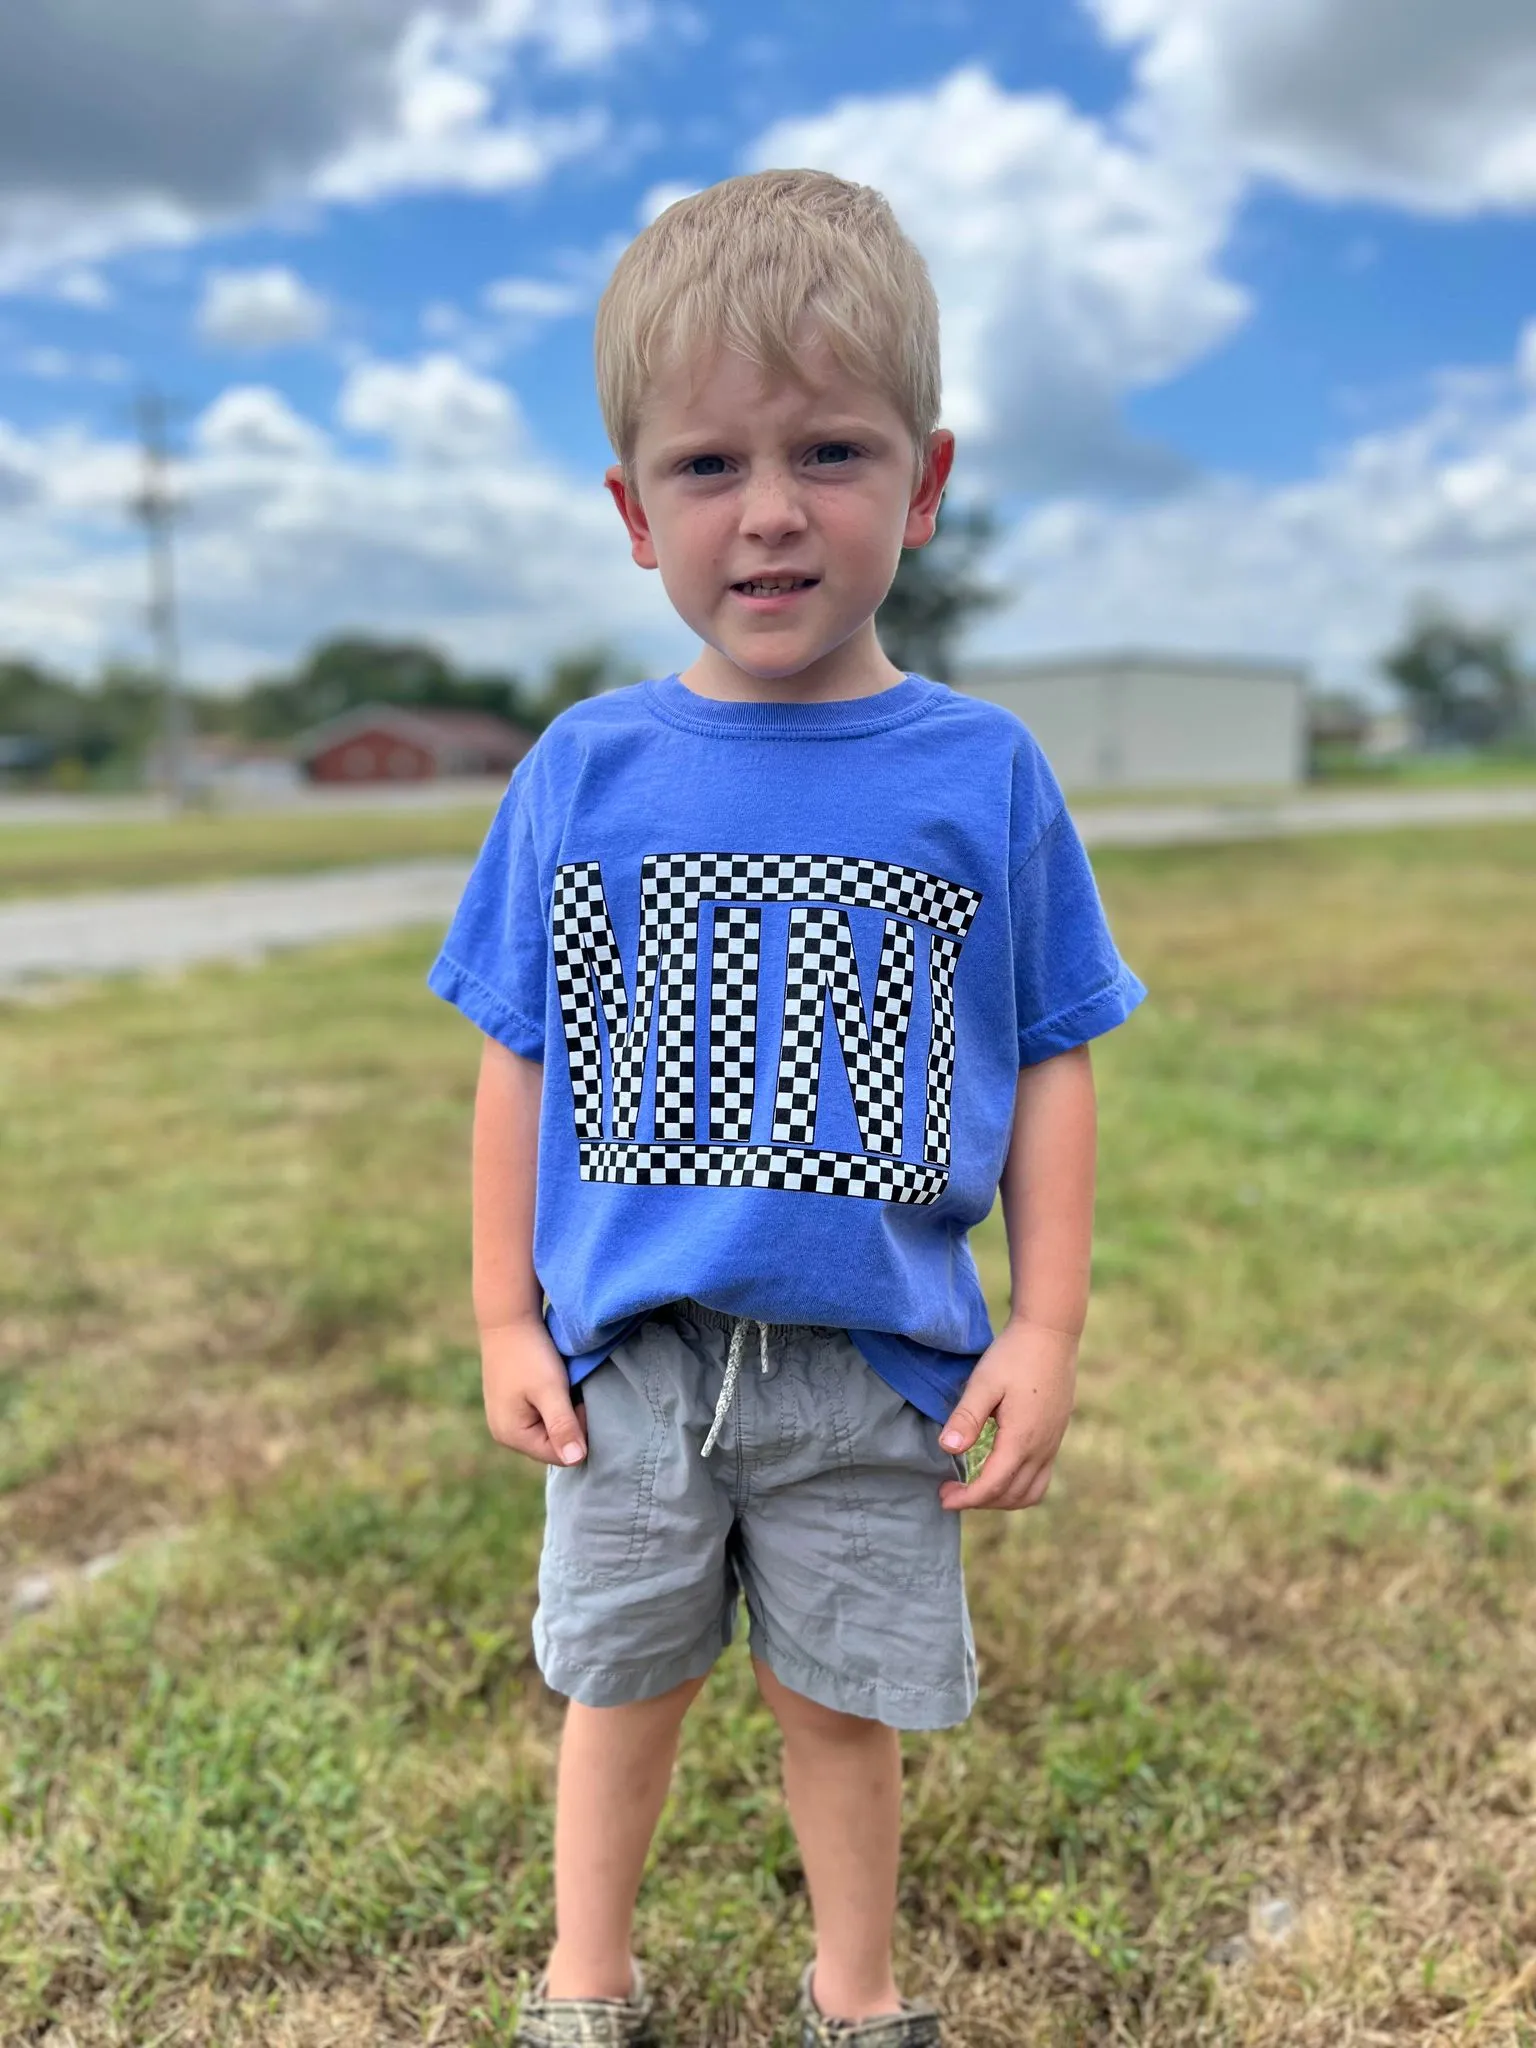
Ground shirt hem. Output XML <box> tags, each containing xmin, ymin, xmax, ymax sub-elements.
<box><xmin>427</xmin><ymin>952</ymin><xmax>545</xmax><ymax>1058</ymax></box>
<box><xmin>1018</xmin><ymin>964</ymin><xmax>1148</xmax><ymax>1065</ymax></box>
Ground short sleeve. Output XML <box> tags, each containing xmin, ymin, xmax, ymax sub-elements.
<box><xmin>1011</xmin><ymin>803</ymin><xmax>1147</xmax><ymax>1065</ymax></box>
<box><xmin>426</xmin><ymin>765</ymin><xmax>547</xmax><ymax>1057</ymax></box>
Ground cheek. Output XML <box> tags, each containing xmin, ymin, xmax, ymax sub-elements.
<box><xmin>825</xmin><ymin>490</ymin><xmax>908</xmax><ymax>570</ymax></box>
<box><xmin>658</xmin><ymin>501</ymin><xmax>727</xmax><ymax>576</ymax></box>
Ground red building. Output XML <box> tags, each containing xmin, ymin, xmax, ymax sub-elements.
<box><xmin>297</xmin><ymin>704</ymin><xmax>535</xmax><ymax>783</ymax></box>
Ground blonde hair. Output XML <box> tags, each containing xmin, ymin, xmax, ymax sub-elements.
<box><xmin>595</xmin><ymin>168</ymin><xmax>940</xmax><ymax>479</ymax></box>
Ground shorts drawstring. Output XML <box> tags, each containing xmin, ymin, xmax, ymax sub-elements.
<box><xmin>700</xmin><ymin>1315</ymin><xmax>771</xmax><ymax>1458</ymax></box>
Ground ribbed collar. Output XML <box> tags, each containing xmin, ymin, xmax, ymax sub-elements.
<box><xmin>642</xmin><ymin>671</ymin><xmax>940</xmax><ymax>741</ymax></box>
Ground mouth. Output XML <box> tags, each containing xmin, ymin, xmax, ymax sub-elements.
<box><xmin>729</xmin><ymin>574</ymin><xmax>820</xmax><ymax>605</ymax></box>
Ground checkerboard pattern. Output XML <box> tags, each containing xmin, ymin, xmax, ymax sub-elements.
<box><xmin>770</xmin><ymin>908</ymin><xmax>916</xmax><ymax>1153</ymax></box>
<box><xmin>551</xmin><ymin>861</ymin><xmax>630</xmax><ymax>1141</ymax></box>
<box><xmin>552</xmin><ymin>849</ymin><xmax>983</xmax><ymax>1195</ymax></box>
<box><xmin>650</xmin><ymin>917</ymin><xmax>698</xmax><ymax>1143</ymax></box>
<box><xmin>709</xmin><ymin>905</ymin><xmax>760</xmax><ymax>1142</ymax></box>
<box><xmin>579</xmin><ymin>1140</ymin><xmax>947</xmax><ymax>1204</ymax></box>
<box><xmin>925</xmin><ymin>932</ymin><xmax>962</xmax><ymax>1168</ymax></box>
<box><xmin>638</xmin><ymin>850</ymin><xmax>979</xmax><ymax>937</ymax></box>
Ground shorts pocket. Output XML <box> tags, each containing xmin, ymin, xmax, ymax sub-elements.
<box><xmin>823</xmin><ymin>1348</ymin><xmax>963</xmax><ymax>1592</ymax></box>
<box><xmin>541</xmin><ymin>1337</ymin><xmax>668</xmax><ymax>1588</ymax></box>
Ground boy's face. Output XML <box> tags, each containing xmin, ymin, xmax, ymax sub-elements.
<box><xmin>606</xmin><ymin>333</ymin><xmax>953</xmax><ymax>695</ymax></box>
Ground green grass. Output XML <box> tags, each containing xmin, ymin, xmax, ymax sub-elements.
<box><xmin>0</xmin><ymin>802</ymin><xmax>498</xmax><ymax>900</ymax></box>
<box><xmin>1</xmin><ymin>825</ymin><xmax>1533</xmax><ymax>2044</ymax></box>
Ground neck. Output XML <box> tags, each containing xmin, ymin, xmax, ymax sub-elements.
<box><xmin>679</xmin><ymin>621</ymin><xmax>906</xmax><ymax>704</ymax></box>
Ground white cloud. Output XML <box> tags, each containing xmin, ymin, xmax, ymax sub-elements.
<box><xmin>974</xmin><ymin>329</ymin><xmax>1536</xmax><ymax>697</ymax></box>
<box><xmin>53</xmin><ymin>267</ymin><xmax>112</xmax><ymax>308</ymax></box>
<box><xmin>0</xmin><ymin>1</ymin><xmax>645</xmax><ymax>293</ymax></box>
<box><xmin>484</xmin><ymin>276</ymin><xmax>587</xmax><ymax>320</ymax></box>
<box><xmin>14</xmin><ymin>345</ymin><xmax>129</xmax><ymax>384</ymax></box>
<box><xmin>338</xmin><ymin>353</ymin><xmax>524</xmax><ymax>462</ymax></box>
<box><xmin>0</xmin><ymin>367</ymin><xmax>678</xmax><ymax>683</ymax></box>
<box><xmin>638</xmin><ymin>180</ymin><xmax>698</xmax><ymax>223</ymax></box>
<box><xmin>304</xmin><ymin>3</ymin><xmax>626</xmax><ymax>205</ymax></box>
<box><xmin>745</xmin><ymin>66</ymin><xmax>1248</xmax><ymax>492</ymax></box>
<box><xmin>197</xmin><ymin>267</ymin><xmax>331</xmax><ymax>351</ymax></box>
<box><xmin>1090</xmin><ymin>0</ymin><xmax>1536</xmax><ymax>214</ymax></box>
<box><xmin>195</xmin><ymin>387</ymin><xmax>330</xmax><ymax>461</ymax></box>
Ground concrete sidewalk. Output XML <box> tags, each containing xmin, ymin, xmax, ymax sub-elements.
<box><xmin>2</xmin><ymin>786</ymin><xmax>1532</xmax><ymax>992</ymax></box>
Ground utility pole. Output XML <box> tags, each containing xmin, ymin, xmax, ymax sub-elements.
<box><xmin>131</xmin><ymin>391</ymin><xmax>189</xmax><ymax>809</ymax></box>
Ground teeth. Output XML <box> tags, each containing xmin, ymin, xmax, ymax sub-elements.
<box><xmin>737</xmin><ymin>578</ymin><xmax>811</xmax><ymax>596</ymax></box>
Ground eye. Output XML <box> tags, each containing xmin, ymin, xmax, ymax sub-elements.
<box><xmin>812</xmin><ymin>442</ymin><xmax>857</xmax><ymax>465</ymax></box>
<box><xmin>684</xmin><ymin>453</ymin><xmax>728</xmax><ymax>476</ymax></box>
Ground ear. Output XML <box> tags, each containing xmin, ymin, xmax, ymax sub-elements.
<box><xmin>901</xmin><ymin>429</ymin><xmax>956</xmax><ymax>549</ymax></box>
<box><xmin>605</xmin><ymin>463</ymin><xmax>660</xmax><ymax>570</ymax></box>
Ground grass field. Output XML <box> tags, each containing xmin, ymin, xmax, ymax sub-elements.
<box><xmin>0</xmin><ymin>804</ymin><xmax>498</xmax><ymax>901</ymax></box>
<box><xmin>1</xmin><ymin>825</ymin><xmax>1533</xmax><ymax>2046</ymax></box>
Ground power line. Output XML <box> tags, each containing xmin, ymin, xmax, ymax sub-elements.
<box><xmin>129</xmin><ymin>390</ymin><xmax>189</xmax><ymax>809</ymax></box>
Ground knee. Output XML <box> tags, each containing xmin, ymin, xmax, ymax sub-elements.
<box><xmin>753</xmin><ymin>1658</ymin><xmax>883</xmax><ymax>1747</ymax></box>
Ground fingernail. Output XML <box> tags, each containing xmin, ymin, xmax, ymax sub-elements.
<box><xmin>940</xmin><ymin>1431</ymin><xmax>964</xmax><ymax>1451</ymax></box>
<box><xmin>561</xmin><ymin>1444</ymin><xmax>585</xmax><ymax>1464</ymax></box>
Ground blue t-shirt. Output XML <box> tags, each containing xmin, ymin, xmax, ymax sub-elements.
<box><xmin>428</xmin><ymin>672</ymin><xmax>1146</xmax><ymax>1420</ymax></box>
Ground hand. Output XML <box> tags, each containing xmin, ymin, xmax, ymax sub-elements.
<box><xmin>937</xmin><ymin>1320</ymin><xmax>1078</xmax><ymax>1511</ymax></box>
<box><xmin>480</xmin><ymin>1314</ymin><xmax>588</xmax><ymax>1467</ymax></box>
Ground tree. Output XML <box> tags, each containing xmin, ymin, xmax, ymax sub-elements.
<box><xmin>235</xmin><ymin>634</ymin><xmax>535</xmax><ymax>740</ymax></box>
<box><xmin>1382</xmin><ymin>605</ymin><xmax>1533</xmax><ymax>749</ymax></box>
<box><xmin>537</xmin><ymin>647</ymin><xmax>631</xmax><ymax>723</ymax></box>
<box><xmin>875</xmin><ymin>500</ymin><xmax>1009</xmax><ymax>682</ymax></box>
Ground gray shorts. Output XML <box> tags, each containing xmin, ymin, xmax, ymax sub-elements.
<box><xmin>533</xmin><ymin>1301</ymin><xmax>977</xmax><ymax>1730</ymax></box>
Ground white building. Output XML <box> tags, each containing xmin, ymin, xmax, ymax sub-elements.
<box><xmin>956</xmin><ymin>651</ymin><xmax>1310</xmax><ymax>792</ymax></box>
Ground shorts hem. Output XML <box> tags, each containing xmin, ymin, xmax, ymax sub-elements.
<box><xmin>533</xmin><ymin>1619</ymin><xmax>730</xmax><ymax>1710</ymax></box>
<box><xmin>749</xmin><ymin>1620</ymin><xmax>976</xmax><ymax>1732</ymax></box>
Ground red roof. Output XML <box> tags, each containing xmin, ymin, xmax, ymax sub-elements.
<box><xmin>296</xmin><ymin>702</ymin><xmax>533</xmax><ymax>763</ymax></box>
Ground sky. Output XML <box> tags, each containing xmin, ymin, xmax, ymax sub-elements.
<box><xmin>2</xmin><ymin>0</ymin><xmax>1535</xmax><ymax>705</ymax></box>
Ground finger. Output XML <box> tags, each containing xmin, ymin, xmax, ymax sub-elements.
<box><xmin>981</xmin><ymin>1462</ymin><xmax>1052</xmax><ymax>1511</ymax></box>
<box><xmin>938</xmin><ymin>1372</ymin><xmax>1006</xmax><ymax>1454</ymax></box>
<box><xmin>505</xmin><ymin>1423</ymin><xmax>562</xmax><ymax>1466</ymax></box>
<box><xmin>939</xmin><ymin>1439</ymin><xmax>1033</xmax><ymax>1511</ymax></box>
<box><xmin>533</xmin><ymin>1384</ymin><xmax>588</xmax><ymax>1466</ymax></box>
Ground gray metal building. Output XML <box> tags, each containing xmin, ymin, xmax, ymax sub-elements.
<box><xmin>956</xmin><ymin>651</ymin><xmax>1310</xmax><ymax>792</ymax></box>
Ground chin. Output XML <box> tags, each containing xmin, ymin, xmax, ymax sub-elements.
<box><xmin>714</xmin><ymin>637</ymin><xmax>827</xmax><ymax>681</ymax></box>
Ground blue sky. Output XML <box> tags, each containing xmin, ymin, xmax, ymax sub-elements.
<box><xmin>1</xmin><ymin>0</ymin><xmax>1534</xmax><ymax>700</ymax></box>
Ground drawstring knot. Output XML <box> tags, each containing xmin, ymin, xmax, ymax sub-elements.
<box><xmin>701</xmin><ymin>1316</ymin><xmax>771</xmax><ymax>1457</ymax></box>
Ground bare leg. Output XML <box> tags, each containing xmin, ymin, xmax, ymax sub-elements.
<box><xmin>754</xmin><ymin>1658</ymin><xmax>904</xmax><ymax>2021</ymax></box>
<box><xmin>545</xmin><ymin>1674</ymin><xmax>707</xmax><ymax>1999</ymax></box>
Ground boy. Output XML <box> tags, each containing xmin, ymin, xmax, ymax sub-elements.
<box><xmin>429</xmin><ymin>169</ymin><xmax>1145</xmax><ymax>2046</ymax></box>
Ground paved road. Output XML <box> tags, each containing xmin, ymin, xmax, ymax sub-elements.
<box><xmin>0</xmin><ymin>778</ymin><xmax>507</xmax><ymax>828</ymax></box>
<box><xmin>1</xmin><ymin>787</ymin><xmax>1532</xmax><ymax>991</ymax></box>
<box><xmin>0</xmin><ymin>860</ymin><xmax>470</xmax><ymax>990</ymax></box>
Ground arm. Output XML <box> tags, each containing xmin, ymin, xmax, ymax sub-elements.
<box><xmin>936</xmin><ymin>1041</ymin><xmax>1096</xmax><ymax>1510</ymax></box>
<box><xmin>473</xmin><ymin>1036</ymin><xmax>588</xmax><ymax>1466</ymax></box>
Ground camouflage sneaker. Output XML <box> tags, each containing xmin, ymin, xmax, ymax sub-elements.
<box><xmin>515</xmin><ymin>1959</ymin><xmax>657</xmax><ymax>2047</ymax></box>
<box><xmin>797</xmin><ymin>1966</ymin><xmax>942</xmax><ymax>2046</ymax></box>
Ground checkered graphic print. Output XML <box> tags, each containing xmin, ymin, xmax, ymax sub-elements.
<box><xmin>638</xmin><ymin>850</ymin><xmax>979</xmax><ymax>936</ymax></box>
<box><xmin>770</xmin><ymin>908</ymin><xmax>916</xmax><ymax>1153</ymax></box>
<box><xmin>709</xmin><ymin>905</ymin><xmax>760</xmax><ymax>1142</ymax></box>
<box><xmin>650</xmin><ymin>915</ymin><xmax>698</xmax><ymax>1142</ymax></box>
<box><xmin>580</xmin><ymin>1140</ymin><xmax>946</xmax><ymax>1204</ymax></box>
<box><xmin>553</xmin><ymin>861</ymin><xmax>698</xmax><ymax>1141</ymax></box>
<box><xmin>550</xmin><ymin>861</ymin><xmax>630</xmax><ymax>1141</ymax></box>
<box><xmin>552</xmin><ymin>849</ymin><xmax>982</xmax><ymax>1193</ymax></box>
<box><xmin>925</xmin><ymin>933</ymin><xmax>962</xmax><ymax>1168</ymax></box>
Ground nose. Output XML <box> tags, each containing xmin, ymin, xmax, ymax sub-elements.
<box><xmin>738</xmin><ymin>464</ymin><xmax>808</xmax><ymax>546</ymax></box>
